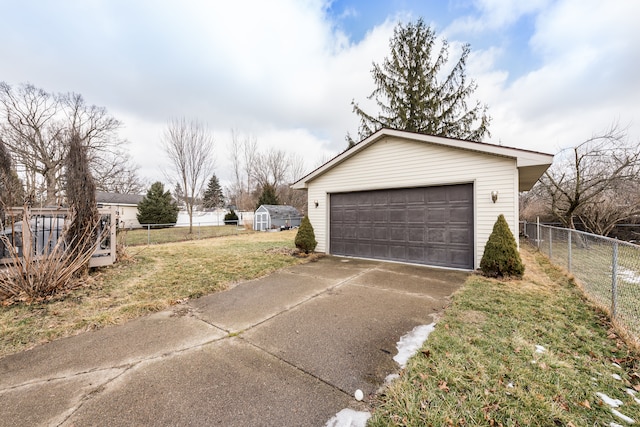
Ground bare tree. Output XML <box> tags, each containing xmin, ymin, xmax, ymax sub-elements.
<box><xmin>0</xmin><ymin>82</ymin><xmax>140</xmax><ymax>204</ymax></box>
<box><xmin>252</xmin><ymin>147</ymin><xmax>289</xmax><ymax>189</ymax></box>
<box><xmin>277</xmin><ymin>153</ymin><xmax>308</xmax><ymax>212</ymax></box>
<box><xmin>226</xmin><ymin>131</ymin><xmax>311</xmax><ymax>212</ymax></box>
<box><xmin>227</xmin><ymin>130</ymin><xmax>257</xmax><ymax>211</ymax></box>
<box><xmin>94</xmin><ymin>150</ymin><xmax>145</xmax><ymax>194</ymax></box>
<box><xmin>163</xmin><ymin>118</ymin><xmax>215</xmax><ymax>233</ymax></box>
<box><xmin>537</xmin><ymin>123</ymin><xmax>640</xmax><ymax>235</ymax></box>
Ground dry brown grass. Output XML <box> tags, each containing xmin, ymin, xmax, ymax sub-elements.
<box><xmin>0</xmin><ymin>230</ymin><xmax>304</xmax><ymax>357</ymax></box>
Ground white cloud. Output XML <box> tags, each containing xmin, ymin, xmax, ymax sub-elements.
<box><xmin>467</xmin><ymin>0</ymin><xmax>640</xmax><ymax>153</ymax></box>
<box><xmin>446</xmin><ymin>0</ymin><xmax>551</xmax><ymax>34</ymax></box>
<box><xmin>3</xmin><ymin>0</ymin><xmax>639</xmax><ymax>190</ymax></box>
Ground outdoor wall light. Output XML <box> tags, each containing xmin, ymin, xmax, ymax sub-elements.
<box><xmin>314</xmin><ymin>200</ymin><xmax>319</xmax><ymax>208</ymax></box>
<box><xmin>491</xmin><ymin>190</ymin><xmax>499</xmax><ymax>203</ymax></box>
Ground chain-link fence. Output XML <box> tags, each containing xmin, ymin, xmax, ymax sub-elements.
<box><xmin>120</xmin><ymin>221</ymin><xmax>249</xmax><ymax>246</ymax></box>
<box><xmin>522</xmin><ymin>221</ymin><xmax>640</xmax><ymax>341</ymax></box>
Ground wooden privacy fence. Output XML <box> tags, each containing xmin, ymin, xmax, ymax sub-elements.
<box><xmin>0</xmin><ymin>206</ymin><xmax>117</xmax><ymax>268</ymax></box>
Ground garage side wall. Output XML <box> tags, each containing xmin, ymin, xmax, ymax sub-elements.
<box><xmin>306</xmin><ymin>137</ymin><xmax>518</xmax><ymax>269</ymax></box>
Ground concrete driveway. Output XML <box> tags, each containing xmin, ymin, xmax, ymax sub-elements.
<box><xmin>0</xmin><ymin>256</ymin><xmax>467</xmax><ymax>426</ymax></box>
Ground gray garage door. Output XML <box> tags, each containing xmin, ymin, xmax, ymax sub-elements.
<box><xmin>330</xmin><ymin>184</ymin><xmax>474</xmax><ymax>269</ymax></box>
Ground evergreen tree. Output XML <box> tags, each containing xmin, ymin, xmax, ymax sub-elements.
<box><xmin>256</xmin><ymin>184</ymin><xmax>279</xmax><ymax>209</ymax></box>
<box><xmin>202</xmin><ymin>174</ymin><xmax>224</xmax><ymax>209</ymax></box>
<box><xmin>480</xmin><ymin>214</ymin><xmax>524</xmax><ymax>279</ymax></box>
<box><xmin>137</xmin><ymin>182</ymin><xmax>179</xmax><ymax>227</ymax></box>
<box><xmin>295</xmin><ymin>216</ymin><xmax>317</xmax><ymax>254</ymax></box>
<box><xmin>349</xmin><ymin>18</ymin><xmax>490</xmax><ymax>147</ymax></box>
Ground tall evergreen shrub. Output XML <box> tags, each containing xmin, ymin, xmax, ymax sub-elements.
<box><xmin>137</xmin><ymin>182</ymin><xmax>179</xmax><ymax>227</ymax></box>
<box><xmin>295</xmin><ymin>216</ymin><xmax>317</xmax><ymax>254</ymax></box>
<box><xmin>480</xmin><ymin>214</ymin><xmax>524</xmax><ymax>279</ymax></box>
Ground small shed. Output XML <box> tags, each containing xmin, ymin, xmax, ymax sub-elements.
<box><xmin>254</xmin><ymin>205</ymin><xmax>302</xmax><ymax>231</ymax></box>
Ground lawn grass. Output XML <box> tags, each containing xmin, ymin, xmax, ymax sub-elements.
<box><xmin>0</xmin><ymin>230</ymin><xmax>304</xmax><ymax>357</ymax></box>
<box><xmin>119</xmin><ymin>224</ymin><xmax>249</xmax><ymax>246</ymax></box>
<box><xmin>369</xmin><ymin>244</ymin><xmax>640</xmax><ymax>426</ymax></box>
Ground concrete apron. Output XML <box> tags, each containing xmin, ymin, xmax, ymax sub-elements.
<box><xmin>0</xmin><ymin>256</ymin><xmax>467</xmax><ymax>427</ymax></box>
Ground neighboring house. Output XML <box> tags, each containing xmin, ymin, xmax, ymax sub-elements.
<box><xmin>254</xmin><ymin>205</ymin><xmax>302</xmax><ymax>231</ymax></box>
<box><xmin>291</xmin><ymin>128</ymin><xmax>553</xmax><ymax>270</ymax></box>
<box><xmin>96</xmin><ymin>191</ymin><xmax>144</xmax><ymax>229</ymax></box>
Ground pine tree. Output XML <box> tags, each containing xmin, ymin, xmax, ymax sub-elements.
<box><xmin>203</xmin><ymin>174</ymin><xmax>224</xmax><ymax>209</ymax></box>
<box><xmin>256</xmin><ymin>184</ymin><xmax>279</xmax><ymax>209</ymax></box>
<box><xmin>295</xmin><ymin>216</ymin><xmax>317</xmax><ymax>254</ymax></box>
<box><xmin>137</xmin><ymin>182</ymin><xmax>179</xmax><ymax>227</ymax></box>
<box><xmin>480</xmin><ymin>214</ymin><xmax>524</xmax><ymax>279</ymax></box>
<box><xmin>349</xmin><ymin>18</ymin><xmax>490</xmax><ymax>147</ymax></box>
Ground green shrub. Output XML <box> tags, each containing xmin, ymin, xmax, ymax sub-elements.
<box><xmin>480</xmin><ymin>214</ymin><xmax>524</xmax><ymax>279</ymax></box>
<box><xmin>137</xmin><ymin>182</ymin><xmax>179</xmax><ymax>227</ymax></box>
<box><xmin>224</xmin><ymin>209</ymin><xmax>238</xmax><ymax>224</ymax></box>
<box><xmin>295</xmin><ymin>216</ymin><xmax>317</xmax><ymax>254</ymax></box>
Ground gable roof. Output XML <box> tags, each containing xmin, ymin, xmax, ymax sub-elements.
<box><xmin>256</xmin><ymin>205</ymin><xmax>301</xmax><ymax>220</ymax></box>
<box><xmin>96</xmin><ymin>191</ymin><xmax>144</xmax><ymax>206</ymax></box>
<box><xmin>292</xmin><ymin>128</ymin><xmax>554</xmax><ymax>192</ymax></box>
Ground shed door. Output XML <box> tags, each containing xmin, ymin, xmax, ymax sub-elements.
<box><xmin>329</xmin><ymin>184</ymin><xmax>473</xmax><ymax>269</ymax></box>
<box><xmin>255</xmin><ymin>212</ymin><xmax>269</xmax><ymax>231</ymax></box>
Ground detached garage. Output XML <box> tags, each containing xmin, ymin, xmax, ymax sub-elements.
<box><xmin>291</xmin><ymin>129</ymin><xmax>553</xmax><ymax>270</ymax></box>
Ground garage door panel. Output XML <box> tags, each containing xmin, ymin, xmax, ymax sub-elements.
<box><xmin>372</xmin><ymin>192</ymin><xmax>388</xmax><ymax>205</ymax></box>
<box><xmin>357</xmin><ymin>243</ymin><xmax>372</xmax><ymax>257</ymax></box>
<box><xmin>373</xmin><ymin>209</ymin><xmax>389</xmax><ymax>222</ymax></box>
<box><xmin>357</xmin><ymin>226</ymin><xmax>373</xmax><ymax>239</ymax></box>
<box><xmin>427</xmin><ymin>228</ymin><xmax>446</xmax><ymax>244</ymax></box>
<box><xmin>344</xmin><ymin>209</ymin><xmax>357</xmax><ymax>222</ymax></box>
<box><xmin>372</xmin><ymin>244</ymin><xmax>388</xmax><ymax>258</ymax></box>
<box><xmin>450</xmin><ymin>228</ymin><xmax>472</xmax><ymax>244</ymax></box>
<box><xmin>427</xmin><ymin>208</ymin><xmax>446</xmax><ymax>223</ymax></box>
<box><xmin>330</xmin><ymin>184</ymin><xmax>473</xmax><ymax>269</ymax></box>
<box><xmin>406</xmin><ymin>189</ymin><xmax>425</xmax><ymax>204</ymax></box>
<box><xmin>374</xmin><ymin>227</ymin><xmax>388</xmax><ymax>240</ymax></box>
<box><xmin>407</xmin><ymin>227</ymin><xmax>424</xmax><ymax>243</ymax></box>
<box><xmin>389</xmin><ymin>227</ymin><xmax>406</xmax><ymax>242</ymax></box>
<box><xmin>407</xmin><ymin>207</ymin><xmax>425</xmax><ymax>223</ymax></box>
<box><xmin>389</xmin><ymin>245</ymin><xmax>406</xmax><ymax>259</ymax></box>
<box><xmin>407</xmin><ymin>246</ymin><xmax>425</xmax><ymax>262</ymax></box>
<box><xmin>450</xmin><ymin>206</ymin><xmax>472</xmax><ymax>223</ymax></box>
<box><xmin>427</xmin><ymin>246</ymin><xmax>449</xmax><ymax>265</ymax></box>
<box><xmin>389</xmin><ymin>209</ymin><xmax>406</xmax><ymax>223</ymax></box>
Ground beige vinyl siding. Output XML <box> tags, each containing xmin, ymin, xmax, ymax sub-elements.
<box><xmin>306</xmin><ymin>136</ymin><xmax>519</xmax><ymax>269</ymax></box>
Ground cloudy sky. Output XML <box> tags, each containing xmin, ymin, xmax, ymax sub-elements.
<box><xmin>2</xmin><ymin>0</ymin><xmax>639</xmax><ymax>188</ymax></box>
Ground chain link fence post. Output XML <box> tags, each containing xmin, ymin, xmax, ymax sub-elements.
<box><xmin>611</xmin><ymin>241</ymin><xmax>618</xmax><ymax>319</ymax></box>
<box><xmin>568</xmin><ymin>231</ymin><xmax>572</xmax><ymax>273</ymax></box>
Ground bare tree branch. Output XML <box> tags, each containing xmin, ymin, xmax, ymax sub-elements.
<box><xmin>163</xmin><ymin>118</ymin><xmax>215</xmax><ymax>233</ymax></box>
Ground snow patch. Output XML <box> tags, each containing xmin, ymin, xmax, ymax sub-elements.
<box><xmin>626</xmin><ymin>389</ymin><xmax>640</xmax><ymax>404</ymax></box>
<box><xmin>617</xmin><ymin>267</ymin><xmax>640</xmax><ymax>285</ymax></box>
<box><xmin>613</xmin><ymin>374</ymin><xmax>623</xmax><ymax>381</ymax></box>
<box><xmin>611</xmin><ymin>408</ymin><xmax>635</xmax><ymax>424</ymax></box>
<box><xmin>324</xmin><ymin>409</ymin><xmax>371</xmax><ymax>427</ymax></box>
<box><xmin>535</xmin><ymin>345</ymin><xmax>546</xmax><ymax>354</ymax></box>
<box><xmin>597</xmin><ymin>392</ymin><xmax>623</xmax><ymax>408</ymax></box>
<box><xmin>385</xmin><ymin>373</ymin><xmax>400</xmax><ymax>384</ymax></box>
<box><xmin>611</xmin><ymin>422</ymin><xmax>625</xmax><ymax>427</ymax></box>
<box><xmin>393</xmin><ymin>323</ymin><xmax>436</xmax><ymax>368</ymax></box>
